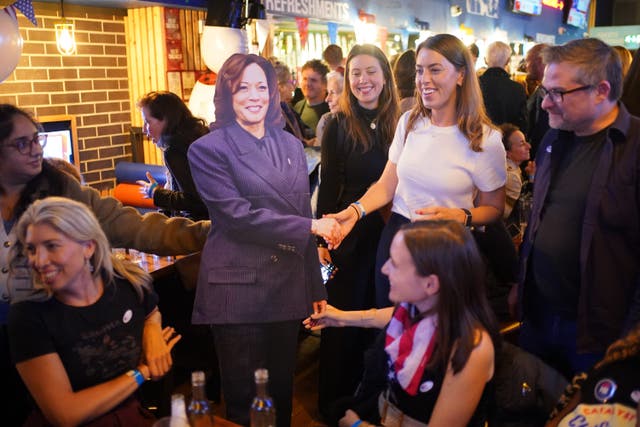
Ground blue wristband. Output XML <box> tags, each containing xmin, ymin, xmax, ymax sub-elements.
<box><xmin>353</xmin><ymin>201</ymin><xmax>366</xmax><ymax>219</ymax></box>
<box><xmin>127</xmin><ymin>369</ymin><xmax>145</xmax><ymax>386</ymax></box>
<box><xmin>351</xmin><ymin>420</ymin><xmax>363</xmax><ymax>427</ymax></box>
<box><xmin>146</xmin><ymin>182</ymin><xmax>158</xmax><ymax>198</ymax></box>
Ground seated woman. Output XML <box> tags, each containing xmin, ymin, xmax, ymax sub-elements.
<box><xmin>306</xmin><ymin>220</ymin><xmax>499</xmax><ymax>427</ymax></box>
<box><xmin>500</xmin><ymin>123</ymin><xmax>535</xmax><ymax>221</ymax></box>
<box><xmin>8</xmin><ymin>196</ymin><xmax>180</xmax><ymax>426</ymax></box>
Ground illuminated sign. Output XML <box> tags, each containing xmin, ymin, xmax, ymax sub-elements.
<box><xmin>542</xmin><ymin>0</ymin><xmax>564</xmax><ymax>10</ymax></box>
<box><xmin>624</xmin><ymin>34</ymin><xmax>640</xmax><ymax>44</ymax></box>
<box><xmin>264</xmin><ymin>0</ymin><xmax>351</xmax><ymax>22</ymax></box>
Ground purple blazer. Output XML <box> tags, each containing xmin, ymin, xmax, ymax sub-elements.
<box><xmin>187</xmin><ymin>122</ymin><xmax>325</xmax><ymax>324</ymax></box>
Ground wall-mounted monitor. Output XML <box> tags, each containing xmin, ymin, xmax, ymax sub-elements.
<box><xmin>37</xmin><ymin>115</ymin><xmax>80</xmax><ymax>168</ymax></box>
<box><xmin>510</xmin><ymin>0</ymin><xmax>543</xmax><ymax>16</ymax></box>
<box><xmin>563</xmin><ymin>0</ymin><xmax>590</xmax><ymax>28</ymax></box>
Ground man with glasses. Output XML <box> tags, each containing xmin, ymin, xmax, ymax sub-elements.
<box><xmin>513</xmin><ymin>38</ymin><xmax>640</xmax><ymax>379</ymax></box>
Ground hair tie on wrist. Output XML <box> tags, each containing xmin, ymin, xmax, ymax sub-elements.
<box><xmin>349</xmin><ymin>204</ymin><xmax>360</xmax><ymax>221</ymax></box>
<box><xmin>353</xmin><ymin>201</ymin><xmax>366</xmax><ymax>218</ymax></box>
<box><xmin>351</xmin><ymin>420</ymin><xmax>363</xmax><ymax>427</ymax></box>
<box><xmin>349</xmin><ymin>201</ymin><xmax>366</xmax><ymax>220</ymax></box>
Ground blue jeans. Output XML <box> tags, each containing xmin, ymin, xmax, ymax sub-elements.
<box><xmin>519</xmin><ymin>310</ymin><xmax>603</xmax><ymax>380</ymax></box>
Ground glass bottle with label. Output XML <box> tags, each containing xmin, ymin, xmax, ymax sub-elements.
<box><xmin>170</xmin><ymin>393</ymin><xmax>190</xmax><ymax>427</ymax></box>
<box><xmin>250</xmin><ymin>368</ymin><xmax>276</xmax><ymax>427</ymax></box>
<box><xmin>188</xmin><ymin>371</ymin><xmax>214</xmax><ymax>427</ymax></box>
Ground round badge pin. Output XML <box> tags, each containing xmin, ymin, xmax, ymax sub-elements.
<box><xmin>594</xmin><ymin>378</ymin><xmax>617</xmax><ymax>403</ymax></box>
<box><xmin>419</xmin><ymin>381</ymin><xmax>434</xmax><ymax>393</ymax></box>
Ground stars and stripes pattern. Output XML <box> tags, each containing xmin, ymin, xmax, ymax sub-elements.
<box><xmin>3</xmin><ymin>4</ymin><xmax>18</xmax><ymax>22</ymax></box>
<box><xmin>385</xmin><ymin>303</ymin><xmax>438</xmax><ymax>396</ymax></box>
<box><xmin>12</xmin><ymin>0</ymin><xmax>37</xmax><ymax>26</ymax></box>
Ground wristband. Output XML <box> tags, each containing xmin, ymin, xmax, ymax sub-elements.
<box><xmin>146</xmin><ymin>182</ymin><xmax>158</xmax><ymax>198</ymax></box>
<box><xmin>126</xmin><ymin>369</ymin><xmax>145</xmax><ymax>386</ymax></box>
<box><xmin>351</xmin><ymin>420</ymin><xmax>363</xmax><ymax>427</ymax></box>
<box><xmin>352</xmin><ymin>201</ymin><xmax>366</xmax><ymax>219</ymax></box>
<box><xmin>349</xmin><ymin>204</ymin><xmax>360</xmax><ymax>221</ymax></box>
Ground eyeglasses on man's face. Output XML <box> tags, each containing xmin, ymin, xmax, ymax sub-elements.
<box><xmin>4</xmin><ymin>133</ymin><xmax>48</xmax><ymax>155</ymax></box>
<box><xmin>539</xmin><ymin>84</ymin><xmax>594</xmax><ymax>103</ymax></box>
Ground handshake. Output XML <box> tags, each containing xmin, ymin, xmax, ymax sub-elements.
<box><xmin>311</xmin><ymin>217</ymin><xmax>344</xmax><ymax>249</ymax></box>
<box><xmin>312</xmin><ymin>205</ymin><xmax>364</xmax><ymax>249</ymax></box>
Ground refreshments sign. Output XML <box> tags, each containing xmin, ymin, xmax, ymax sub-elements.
<box><xmin>264</xmin><ymin>0</ymin><xmax>351</xmax><ymax>23</ymax></box>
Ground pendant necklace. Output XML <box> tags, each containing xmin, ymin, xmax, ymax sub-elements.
<box><xmin>370</xmin><ymin>120</ymin><xmax>376</xmax><ymax>130</ymax></box>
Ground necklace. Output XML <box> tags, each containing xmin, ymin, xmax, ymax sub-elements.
<box><xmin>370</xmin><ymin>120</ymin><xmax>376</xmax><ymax>130</ymax></box>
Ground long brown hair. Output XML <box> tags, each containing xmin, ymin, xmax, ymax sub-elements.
<box><xmin>340</xmin><ymin>44</ymin><xmax>400</xmax><ymax>152</ymax></box>
<box><xmin>406</xmin><ymin>34</ymin><xmax>494</xmax><ymax>152</ymax></box>
<box><xmin>400</xmin><ymin>220</ymin><xmax>499</xmax><ymax>373</ymax></box>
<box><xmin>211</xmin><ymin>53</ymin><xmax>284</xmax><ymax>131</ymax></box>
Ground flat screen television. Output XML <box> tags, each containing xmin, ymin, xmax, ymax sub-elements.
<box><xmin>563</xmin><ymin>0</ymin><xmax>590</xmax><ymax>28</ymax></box>
<box><xmin>510</xmin><ymin>0</ymin><xmax>543</xmax><ymax>15</ymax></box>
<box><xmin>37</xmin><ymin>115</ymin><xmax>80</xmax><ymax>168</ymax></box>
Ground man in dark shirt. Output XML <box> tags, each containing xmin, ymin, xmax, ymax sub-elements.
<box><xmin>514</xmin><ymin>38</ymin><xmax>640</xmax><ymax>379</ymax></box>
<box><xmin>525</xmin><ymin>43</ymin><xmax>550</xmax><ymax>158</ymax></box>
<box><xmin>479</xmin><ymin>41</ymin><xmax>528</xmax><ymax>130</ymax></box>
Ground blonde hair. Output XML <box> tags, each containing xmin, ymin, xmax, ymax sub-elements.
<box><xmin>9</xmin><ymin>197</ymin><xmax>151</xmax><ymax>301</ymax></box>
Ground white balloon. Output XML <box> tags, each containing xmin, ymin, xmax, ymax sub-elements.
<box><xmin>201</xmin><ymin>26</ymin><xmax>248</xmax><ymax>73</ymax></box>
<box><xmin>0</xmin><ymin>11</ymin><xmax>23</xmax><ymax>83</ymax></box>
<box><xmin>188</xmin><ymin>80</ymin><xmax>216</xmax><ymax>125</ymax></box>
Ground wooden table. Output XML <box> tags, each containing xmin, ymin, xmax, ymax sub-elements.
<box><xmin>213</xmin><ymin>416</ymin><xmax>242</xmax><ymax>427</ymax></box>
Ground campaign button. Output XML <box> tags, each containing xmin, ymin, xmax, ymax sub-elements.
<box><xmin>594</xmin><ymin>378</ymin><xmax>617</xmax><ymax>403</ymax></box>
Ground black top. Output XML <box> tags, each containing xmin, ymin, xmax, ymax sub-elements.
<box><xmin>153</xmin><ymin>130</ymin><xmax>209</xmax><ymax>221</ymax></box>
<box><xmin>528</xmin><ymin>129</ymin><xmax>606</xmax><ymax>316</ymax></box>
<box><xmin>479</xmin><ymin>67</ymin><xmax>528</xmax><ymax>131</ymax></box>
<box><xmin>317</xmin><ymin>107</ymin><xmax>388</xmax><ymax>216</ymax></box>
<box><xmin>9</xmin><ymin>278</ymin><xmax>157</xmax><ymax>391</ymax></box>
<box><xmin>526</xmin><ymin>86</ymin><xmax>549</xmax><ymax>159</ymax></box>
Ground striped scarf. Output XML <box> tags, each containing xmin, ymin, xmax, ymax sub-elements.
<box><xmin>385</xmin><ymin>303</ymin><xmax>438</xmax><ymax>396</ymax></box>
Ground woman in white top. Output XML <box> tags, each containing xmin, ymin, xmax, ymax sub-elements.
<box><xmin>327</xmin><ymin>33</ymin><xmax>506</xmax><ymax>307</ymax></box>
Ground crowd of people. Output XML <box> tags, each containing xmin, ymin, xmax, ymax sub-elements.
<box><xmin>1</xmin><ymin>33</ymin><xmax>639</xmax><ymax>427</ymax></box>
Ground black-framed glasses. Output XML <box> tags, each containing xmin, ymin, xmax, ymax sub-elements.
<box><xmin>539</xmin><ymin>85</ymin><xmax>594</xmax><ymax>103</ymax></box>
<box><xmin>4</xmin><ymin>133</ymin><xmax>47</xmax><ymax>155</ymax></box>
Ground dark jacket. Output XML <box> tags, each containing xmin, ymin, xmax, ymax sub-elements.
<box><xmin>518</xmin><ymin>104</ymin><xmax>640</xmax><ymax>352</ymax></box>
<box><xmin>188</xmin><ymin>123</ymin><xmax>325</xmax><ymax>324</ymax></box>
<box><xmin>153</xmin><ymin>130</ymin><xmax>209</xmax><ymax>221</ymax></box>
<box><xmin>479</xmin><ymin>67</ymin><xmax>528</xmax><ymax>130</ymax></box>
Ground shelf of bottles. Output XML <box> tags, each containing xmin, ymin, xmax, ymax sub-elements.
<box><xmin>272</xmin><ymin>27</ymin><xmax>356</xmax><ymax>77</ymax></box>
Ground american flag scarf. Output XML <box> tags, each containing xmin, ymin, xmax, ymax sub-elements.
<box><xmin>385</xmin><ymin>303</ymin><xmax>438</xmax><ymax>396</ymax></box>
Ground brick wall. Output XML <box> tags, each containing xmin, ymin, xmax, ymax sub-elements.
<box><xmin>0</xmin><ymin>2</ymin><xmax>131</xmax><ymax>193</ymax></box>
